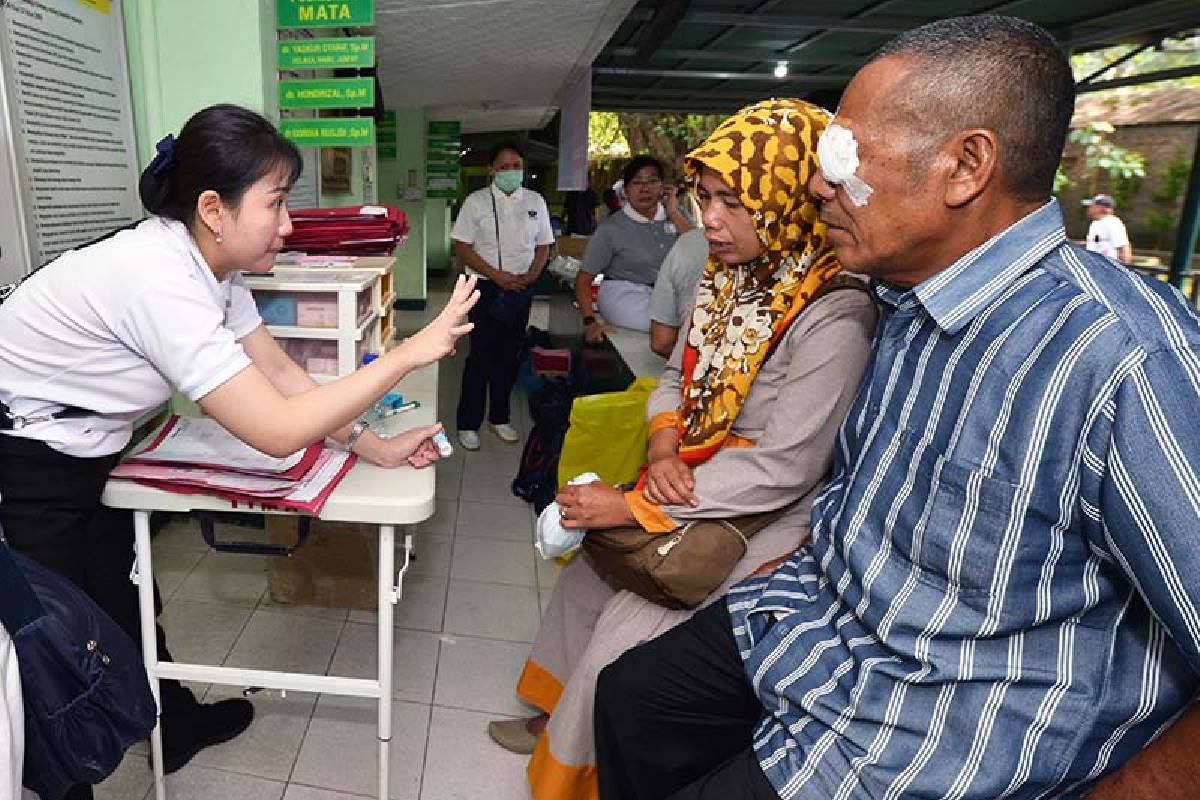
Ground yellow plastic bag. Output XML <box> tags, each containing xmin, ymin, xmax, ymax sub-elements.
<box><xmin>557</xmin><ymin>377</ymin><xmax>658</xmax><ymax>489</ymax></box>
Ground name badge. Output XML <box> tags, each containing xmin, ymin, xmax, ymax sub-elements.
<box><xmin>664</xmin><ymin>222</ymin><xmax>677</xmax><ymax>235</ymax></box>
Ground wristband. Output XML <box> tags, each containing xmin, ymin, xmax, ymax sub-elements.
<box><xmin>344</xmin><ymin>419</ymin><xmax>369</xmax><ymax>452</ymax></box>
<box><xmin>582</xmin><ymin>315</ymin><xmax>597</xmax><ymax>326</ymax></box>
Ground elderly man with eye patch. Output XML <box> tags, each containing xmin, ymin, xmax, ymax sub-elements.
<box><xmin>592</xmin><ymin>15</ymin><xmax>1200</xmax><ymax>800</ymax></box>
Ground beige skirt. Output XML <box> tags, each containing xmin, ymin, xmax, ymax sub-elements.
<box><xmin>516</xmin><ymin>507</ymin><xmax>809</xmax><ymax>800</ymax></box>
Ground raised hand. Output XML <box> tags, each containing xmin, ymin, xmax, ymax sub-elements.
<box><xmin>402</xmin><ymin>275</ymin><xmax>479</xmax><ymax>367</ymax></box>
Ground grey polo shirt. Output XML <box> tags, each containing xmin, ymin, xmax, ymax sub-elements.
<box><xmin>581</xmin><ymin>207</ymin><xmax>679</xmax><ymax>286</ymax></box>
<box><xmin>649</xmin><ymin>228</ymin><xmax>708</xmax><ymax>327</ymax></box>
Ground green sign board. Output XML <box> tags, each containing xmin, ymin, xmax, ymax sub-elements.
<box><xmin>377</xmin><ymin>110</ymin><xmax>397</xmax><ymax>159</ymax></box>
<box><xmin>280</xmin><ymin>117</ymin><xmax>376</xmax><ymax>148</ymax></box>
<box><xmin>425</xmin><ymin>121</ymin><xmax>461</xmax><ymax>199</ymax></box>
<box><xmin>280</xmin><ymin>78</ymin><xmax>374</xmax><ymax>109</ymax></box>
<box><xmin>277</xmin><ymin>0</ymin><xmax>374</xmax><ymax>28</ymax></box>
<box><xmin>278</xmin><ymin>37</ymin><xmax>374</xmax><ymax>69</ymax></box>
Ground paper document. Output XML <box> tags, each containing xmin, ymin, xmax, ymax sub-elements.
<box><xmin>126</xmin><ymin>416</ymin><xmax>312</xmax><ymax>475</ymax></box>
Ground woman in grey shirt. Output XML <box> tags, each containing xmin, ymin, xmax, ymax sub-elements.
<box><xmin>575</xmin><ymin>155</ymin><xmax>691</xmax><ymax>339</ymax></box>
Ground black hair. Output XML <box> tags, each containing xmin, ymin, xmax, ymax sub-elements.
<box><xmin>489</xmin><ymin>139</ymin><xmax>524</xmax><ymax>165</ymax></box>
<box><xmin>869</xmin><ymin>15</ymin><xmax>1074</xmax><ymax>201</ymax></box>
<box><xmin>621</xmin><ymin>155</ymin><xmax>666</xmax><ymax>188</ymax></box>
<box><xmin>138</xmin><ymin>104</ymin><xmax>303</xmax><ymax>222</ymax></box>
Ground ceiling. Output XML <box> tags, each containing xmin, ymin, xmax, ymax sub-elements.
<box><xmin>591</xmin><ymin>0</ymin><xmax>1200</xmax><ymax>116</ymax></box>
<box><xmin>372</xmin><ymin>0</ymin><xmax>637</xmax><ymax>133</ymax></box>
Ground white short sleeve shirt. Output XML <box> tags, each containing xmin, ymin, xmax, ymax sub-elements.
<box><xmin>451</xmin><ymin>185</ymin><xmax>554</xmax><ymax>277</ymax></box>
<box><xmin>0</xmin><ymin>217</ymin><xmax>261</xmax><ymax>457</ymax></box>
<box><xmin>1085</xmin><ymin>214</ymin><xmax>1130</xmax><ymax>259</ymax></box>
<box><xmin>0</xmin><ymin>625</ymin><xmax>20</xmax><ymax>800</ymax></box>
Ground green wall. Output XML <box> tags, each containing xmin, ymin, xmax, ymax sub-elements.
<box><xmin>123</xmin><ymin>0</ymin><xmax>276</xmax><ymax>167</ymax></box>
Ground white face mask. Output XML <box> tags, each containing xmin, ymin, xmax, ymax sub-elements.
<box><xmin>816</xmin><ymin>122</ymin><xmax>874</xmax><ymax>207</ymax></box>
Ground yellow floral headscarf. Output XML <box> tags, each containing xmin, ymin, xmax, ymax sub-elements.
<box><xmin>676</xmin><ymin>98</ymin><xmax>841</xmax><ymax>465</ymax></box>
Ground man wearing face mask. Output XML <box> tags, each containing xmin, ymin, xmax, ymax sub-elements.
<box><xmin>452</xmin><ymin>140</ymin><xmax>554</xmax><ymax>450</ymax></box>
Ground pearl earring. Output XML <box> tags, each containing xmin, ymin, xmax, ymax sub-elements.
<box><xmin>215</xmin><ymin>232</ymin><xmax>223</xmax><ymax>244</ymax></box>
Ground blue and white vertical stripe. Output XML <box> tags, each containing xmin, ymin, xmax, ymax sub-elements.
<box><xmin>729</xmin><ymin>199</ymin><xmax>1200</xmax><ymax>800</ymax></box>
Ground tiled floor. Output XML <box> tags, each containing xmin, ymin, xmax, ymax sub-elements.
<box><xmin>96</xmin><ymin>295</ymin><xmax>555</xmax><ymax>800</ymax></box>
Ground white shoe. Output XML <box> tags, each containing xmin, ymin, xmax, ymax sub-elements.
<box><xmin>490</xmin><ymin>422</ymin><xmax>520</xmax><ymax>443</ymax></box>
<box><xmin>458</xmin><ymin>430</ymin><xmax>481</xmax><ymax>450</ymax></box>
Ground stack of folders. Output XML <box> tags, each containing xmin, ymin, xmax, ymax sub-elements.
<box><xmin>110</xmin><ymin>416</ymin><xmax>355</xmax><ymax>514</ymax></box>
<box><xmin>283</xmin><ymin>205</ymin><xmax>409</xmax><ymax>256</ymax></box>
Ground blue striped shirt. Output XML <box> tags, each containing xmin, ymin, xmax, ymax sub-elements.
<box><xmin>729</xmin><ymin>199</ymin><xmax>1200</xmax><ymax>800</ymax></box>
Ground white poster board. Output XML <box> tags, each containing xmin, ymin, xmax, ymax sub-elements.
<box><xmin>0</xmin><ymin>0</ymin><xmax>141</xmax><ymax>281</ymax></box>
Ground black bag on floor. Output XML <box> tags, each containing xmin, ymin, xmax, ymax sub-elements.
<box><xmin>0</xmin><ymin>527</ymin><xmax>157</xmax><ymax>800</ymax></box>
<box><xmin>511</xmin><ymin>354</ymin><xmax>589</xmax><ymax>513</ymax></box>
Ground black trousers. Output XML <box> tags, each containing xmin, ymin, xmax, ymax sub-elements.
<box><xmin>0</xmin><ymin>435</ymin><xmax>199</xmax><ymax>797</ymax></box>
<box><xmin>456</xmin><ymin>278</ymin><xmax>530</xmax><ymax>431</ymax></box>
<box><xmin>594</xmin><ymin>600</ymin><xmax>779</xmax><ymax>800</ymax></box>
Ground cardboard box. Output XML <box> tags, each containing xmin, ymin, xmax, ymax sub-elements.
<box><xmin>556</xmin><ymin>235</ymin><xmax>589</xmax><ymax>260</ymax></box>
<box><xmin>266</xmin><ymin>516</ymin><xmax>379</xmax><ymax>610</ymax></box>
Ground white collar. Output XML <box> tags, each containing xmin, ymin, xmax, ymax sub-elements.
<box><xmin>490</xmin><ymin>184</ymin><xmax>521</xmax><ymax>202</ymax></box>
<box><xmin>156</xmin><ymin>217</ymin><xmax>229</xmax><ymax>289</ymax></box>
<box><xmin>622</xmin><ymin>203</ymin><xmax>666</xmax><ymax>224</ymax></box>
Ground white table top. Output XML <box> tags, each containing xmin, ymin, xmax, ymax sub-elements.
<box><xmin>102</xmin><ymin>364</ymin><xmax>441</xmax><ymax>526</ymax></box>
<box><xmin>606</xmin><ymin>326</ymin><xmax>665</xmax><ymax>380</ymax></box>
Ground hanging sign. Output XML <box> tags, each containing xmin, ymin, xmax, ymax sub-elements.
<box><xmin>280</xmin><ymin>77</ymin><xmax>374</xmax><ymax>109</ymax></box>
<box><xmin>277</xmin><ymin>0</ymin><xmax>374</xmax><ymax>29</ymax></box>
<box><xmin>278</xmin><ymin>37</ymin><xmax>374</xmax><ymax>69</ymax></box>
<box><xmin>280</xmin><ymin>118</ymin><xmax>376</xmax><ymax>148</ymax></box>
<box><xmin>425</xmin><ymin>121</ymin><xmax>461</xmax><ymax>200</ymax></box>
<box><xmin>377</xmin><ymin>110</ymin><xmax>396</xmax><ymax>159</ymax></box>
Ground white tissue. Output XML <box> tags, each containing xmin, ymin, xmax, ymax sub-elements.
<box><xmin>535</xmin><ymin>472</ymin><xmax>602</xmax><ymax>559</ymax></box>
<box><xmin>816</xmin><ymin>123</ymin><xmax>874</xmax><ymax>208</ymax></box>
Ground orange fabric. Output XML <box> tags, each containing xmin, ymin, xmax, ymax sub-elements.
<box><xmin>528</xmin><ymin>730</ymin><xmax>598</xmax><ymax>800</ymax></box>
<box><xmin>724</xmin><ymin>433</ymin><xmax>756</xmax><ymax>449</ymax></box>
<box><xmin>624</xmin><ymin>490</ymin><xmax>677</xmax><ymax>533</ymax></box>
<box><xmin>648</xmin><ymin>411</ymin><xmax>680</xmax><ymax>436</ymax></box>
<box><xmin>516</xmin><ymin>658</ymin><xmax>563</xmax><ymax>715</ymax></box>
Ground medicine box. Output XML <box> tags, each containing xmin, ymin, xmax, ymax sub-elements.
<box><xmin>255</xmin><ymin>295</ymin><xmax>297</xmax><ymax>326</ymax></box>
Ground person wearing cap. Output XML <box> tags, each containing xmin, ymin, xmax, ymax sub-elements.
<box><xmin>1083</xmin><ymin>193</ymin><xmax>1132</xmax><ymax>262</ymax></box>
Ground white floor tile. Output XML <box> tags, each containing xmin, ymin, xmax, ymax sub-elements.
<box><xmin>348</xmin><ymin>574</ymin><xmax>448</xmax><ymax>632</ymax></box>
<box><xmin>163</xmin><ymin>764</ymin><xmax>286</xmax><ymax>800</ymax></box>
<box><xmin>433</xmin><ymin>635</ymin><xmax>529</xmax><ymax>716</ymax></box>
<box><xmin>461</xmin><ymin>446</ymin><xmax>523</xmax><ymax>479</ymax></box>
<box><xmin>190</xmin><ymin>686</ymin><xmax>317</xmax><ymax>781</ymax></box>
<box><xmin>450</xmin><ymin>537</ymin><xmax>536</xmax><ymax>587</ymax></box>
<box><xmin>258</xmin><ymin>594</ymin><xmax>350</xmax><ymax>622</ymax></box>
<box><xmin>292</xmin><ymin>696</ymin><xmax>429</xmax><ymax>800</ymax></box>
<box><xmin>152</xmin><ymin>546</ymin><xmax>207</xmax><ymax>602</ymax></box>
<box><xmin>94</xmin><ymin>750</ymin><xmax>153</xmax><ymax>800</ymax></box>
<box><xmin>455</xmin><ymin>499</ymin><xmax>532</xmax><ymax>540</ymax></box>
<box><xmin>158</xmin><ymin>598</ymin><xmax>255</xmax><ymax>667</ymax></box>
<box><xmin>327</xmin><ymin>623</ymin><xmax>440</xmax><ymax>704</ymax></box>
<box><xmin>420</xmin><ymin>707</ymin><xmax>530</xmax><ymax>800</ymax></box>
<box><xmin>283</xmin><ymin>786</ymin><xmax>373</xmax><ymax>800</ymax></box>
<box><xmin>151</xmin><ymin>516</ymin><xmax>210</xmax><ymax>552</ymax></box>
<box><xmin>458</xmin><ymin>479</ymin><xmax>529</xmax><ymax>510</ymax></box>
<box><xmin>406</xmin><ymin>534</ymin><xmax>453</xmax><ymax>579</ymax></box>
<box><xmin>443</xmin><ymin>581</ymin><xmax>541</xmax><ymax>643</ymax></box>
<box><xmin>174</xmin><ymin>550</ymin><xmax>269</xmax><ymax>608</ymax></box>
<box><xmin>225</xmin><ymin>609</ymin><xmax>344</xmax><ymax>674</ymax></box>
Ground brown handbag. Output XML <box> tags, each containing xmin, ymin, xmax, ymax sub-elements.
<box><xmin>581</xmin><ymin>509</ymin><xmax>786</xmax><ymax>610</ymax></box>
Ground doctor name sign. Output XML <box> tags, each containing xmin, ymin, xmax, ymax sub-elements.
<box><xmin>280</xmin><ymin>118</ymin><xmax>376</xmax><ymax>148</ymax></box>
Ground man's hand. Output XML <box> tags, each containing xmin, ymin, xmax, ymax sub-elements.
<box><xmin>643</xmin><ymin>453</ymin><xmax>698</xmax><ymax>507</ymax></box>
<box><xmin>493</xmin><ymin>270</ymin><xmax>523</xmax><ymax>292</ymax></box>
<box><xmin>584</xmin><ymin>319</ymin><xmax>615</xmax><ymax>344</ymax></box>
<box><xmin>557</xmin><ymin>482</ymin><xmax>637</xmax><ymax>530</ymax></box>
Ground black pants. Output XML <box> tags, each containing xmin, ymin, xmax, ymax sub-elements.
<box><xmin>0</xmin><ymin>435</ymin><xmax>198</xmax><ymax>798</ymax></box>
<box><xmin>595</xmin><ymin>600</ymin><xmax>779</xmax><ymax>800</ymax></box>
<box><xmin>456</xmin><ymin>278</ymin><xmax>530</xmax><ymax>431</ymax></box>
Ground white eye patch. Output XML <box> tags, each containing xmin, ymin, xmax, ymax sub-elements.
<box><xmin>816</xmin><ymin>123</ymin><xmax>874</xmax><ymax>207</ymax></box>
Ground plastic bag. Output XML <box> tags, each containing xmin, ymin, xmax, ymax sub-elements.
<box><xmin>557</xmin><ymin>377</ymin><xmax>657</xmax><ymax>488</ymax></box>
<box><xmin>534</xmin><ymin>472</ymin><xmax>601</xmax><ymax>559</ymax></box>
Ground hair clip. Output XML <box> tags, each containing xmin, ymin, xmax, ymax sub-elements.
<box><xmin>147</xmin><ymin>134</ymin><xmax>177</xmax><ymax>177</ymax></box>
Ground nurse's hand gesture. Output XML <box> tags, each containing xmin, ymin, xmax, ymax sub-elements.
<box><xmin>402</xmin><ymin>274</ymin><xmax>479</xmax><ymax>367</ymax></box>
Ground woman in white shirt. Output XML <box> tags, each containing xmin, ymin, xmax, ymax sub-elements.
<box><xmin>0</xmin><ymin>104</ymin><xmax>477</xmax><ymax>796</ymax></box>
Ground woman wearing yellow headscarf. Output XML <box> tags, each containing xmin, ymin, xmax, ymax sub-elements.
<box><xmin>487</xmin><ymin>99</ymin><xmax>879</xmax><ymax>800</ymax></box>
